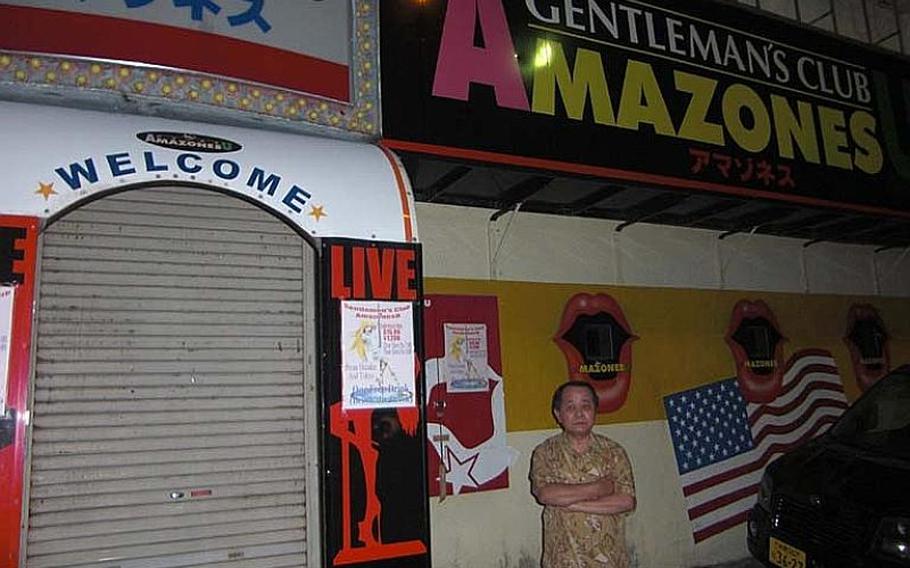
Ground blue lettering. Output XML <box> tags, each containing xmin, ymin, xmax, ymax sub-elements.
<box><xmin>177</xmin><ymin>153</ymin><xmax>202</xmax><ymax>174</ymax></box>
<box><xmin>143</xmin><ymin>151</ymin><xmax>169</xmax><ymax>172</ymax></box>
<box><xmin>213</xmin><ymin>159</ymin><xmax>240</xmax><ymax>180</ymax></box>
<box><xmin>282</xmin><ymin>185</ymin><xmax>311</xmax><ymax>214</ymax></box>
<box><xmin>55</xmin><ymin>159</ymin><xmax>99</xmax><ymax>190</ymax></box>
<box><xmin>107</xmin><ymin>152</ymin><xmax>136</xmax><ymax>177</ymax></box>
<box><xmin>246</xmin><ymin>167</ymin><xmax>281</xmax><ymax>196</ymax></box>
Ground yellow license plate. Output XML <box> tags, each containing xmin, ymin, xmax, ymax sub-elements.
<box><xmin>769</xmin><ymin>536</ymin><xmax>807</xmax><ymax>568</ymax></box>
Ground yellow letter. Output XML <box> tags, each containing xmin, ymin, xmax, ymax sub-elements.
<box><xmin>818</xmin><ymin>106</ymin><xmax>852</xmax><ymax>170</ymax></box>
<box><xmin>722</xmin><ymin>84</ymin><xmax>771</xmax><ymax>153</ymax></box>
<box><xmin>770</xmin><ymin>95</ymin><xmax>820</xmax><ymax>164</ymax></box>
<box><xmin>617</xmin><ymin>60</ymin><xmax>676</xmax><ymax>135</ymax></box>
<box><xmin>531</xmin><ymin>40</ymin><xmax>615</xmax><ymax>125</ymax></box>
<box><xmin>675</xmin><ymin>71</ymin><xmax>724</xmax><ymax>145</ymax></box>
<box><xmin>850</xmin><ymin>110</ymin><xmax>883</xmax><ymax>174</ymax></box>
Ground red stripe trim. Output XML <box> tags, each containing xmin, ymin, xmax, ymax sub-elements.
<box><xmin>688</xmin><ymin>483</ymin><xmax>759</xmax><ymax>520</ymax></box>
<box><xmin>382</xmin><ymin>140</ymin><xmax>910</xmax><ymax>220</ymax></box>
<box><xmin>683</xmin><ymin>416</ymin><xmax>836</xmax><ymax>497</ymax></box>
<box><xmin>693</xmin><ymin>510</ymin><xmax>751</xmax><ymax>543</ymax></box>
<box><xmin>378</xmin><ymin>144</ymin><xmax>414</xmax><ymax>242</ymax></box>
<box><xmin>0</xmin><ymin>5</ymin><xmax>350</xmax><ymax>101</ymax></box>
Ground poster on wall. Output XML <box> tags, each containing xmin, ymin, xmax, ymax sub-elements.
<box><xmin>424</xmin><ymin>295</ymin><xmax>517</xmax><ymax>497</ymax></box>
<box><xmin>0</xmin><ymin>286</ymin><xmax>12</xmax><ymax>415</ymax></box>
<box><xmin>444</xmin><ymin>322</ymin><xmax>489</xmax><ymax>393</ymax></box>
<box><xmin>341</xmin><ymin>300</ymin><xmax>416</xmax><ymax>410</ymax></box>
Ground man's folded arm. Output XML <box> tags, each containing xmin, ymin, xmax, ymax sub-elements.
<box><xmin>566</xmin><ymin>493</ymin><xmax>635</xmax><ymax>515</ymax></box>
<box><xmin>531</xmin><ymin>477</ymin><xmax>615</xmax><ymax>507</ymax></box>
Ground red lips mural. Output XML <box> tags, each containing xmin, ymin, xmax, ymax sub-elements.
<box><xmin>844</xmin><ymin>303</ymin><xmax>890</xmax><ymax>391</ymax></box>
<box><xmin>725</xmin><ymin>300</ymin><xmax>786</xmax><ymax>403</ymax></box>
<box><xmin>553</xmin><ymin>293</ymin><xmax>637</xmax><ymax>413</ymax></box>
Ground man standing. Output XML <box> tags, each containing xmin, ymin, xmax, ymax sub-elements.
<box><xmin>530</xmin><ymin>381</ymin><xmax>636</xmax><ymax>567</ymax></box>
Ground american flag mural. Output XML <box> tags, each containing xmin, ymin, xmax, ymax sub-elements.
<box><xmin>663</xmin><ymin>349</ymin><xmax>848</xmax><ymax>543</ymax></box>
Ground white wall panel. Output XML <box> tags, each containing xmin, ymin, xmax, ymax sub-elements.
<box><xmin>876</xmin><ymin>248</ymin><xmax>910</xmax><ymax>296</ymax></box>
<box><xmin>419</xmin><ymin>202</ymin><xmax>906</xmax><ymax>297</ymax></box>
<box><xmin>491</xmin><ymin>213</ymin><xmax>619</xmax><ymax>285</ymax></box>
<box><xmin>615</xmin><ymin>224</ymin><xmax>719</xmax><ymax>289</ymax></box>
<box><xmin>804</xmin><ymin>243</ymin><xmax>878</xmax><ymax>295</ymax></box>
<box><xmin>415</xmin><ymin>203</ymin><xmax>492</xmax><ymax>279</ymax></box>
<box><xmin>717</xmin><ymin>233</ymin><xmax>806</xmax><ymax>293</ymax></box>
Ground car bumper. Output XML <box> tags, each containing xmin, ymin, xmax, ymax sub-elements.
<box><xmin>747</xmin><ymin>505</ymin><xmax>772</xmax><ymax>566</ymax></box>
<box><xmin>747</xmin><ymin>504</ymin><xmax>907</xmax><ymax>568</ymax></box>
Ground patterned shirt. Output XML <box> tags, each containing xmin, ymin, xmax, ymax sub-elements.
<box><xmin>530</xmin><ymin>432</ymin><xmax>636</xmax><ymax>568</ymax></box>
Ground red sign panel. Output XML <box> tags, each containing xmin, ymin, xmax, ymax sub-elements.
<box><xmin>0</xmin><ymin>215</ymin><xmax>39</xmax><ymax>568</ymax></box>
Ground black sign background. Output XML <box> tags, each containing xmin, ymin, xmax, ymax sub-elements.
<box><xmin>381</xmin><ymin>0</ymin><xmax>910</xmax><ymax>215</ymax></box>
<box><xmin>319</xmin><ymin>238</ymin><xmax>429</xmax><ymax>568</ymax></box>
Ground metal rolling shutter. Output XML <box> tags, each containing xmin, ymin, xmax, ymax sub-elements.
<box><xmin>26</xmin><ymin>186</ymin><xmax>315</xmax><ymax>568</ymax></box>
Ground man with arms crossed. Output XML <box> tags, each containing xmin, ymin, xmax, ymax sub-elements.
<box><xmin>530</xmin><ymin>381</ymin><xmax>636</xmax><ymax>567</ymax></box>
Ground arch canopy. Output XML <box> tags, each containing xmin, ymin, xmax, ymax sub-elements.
<box><xmin>0</xmin><ymin>101</ymin><xmax>416</xmax><ymax>242</ymax></box>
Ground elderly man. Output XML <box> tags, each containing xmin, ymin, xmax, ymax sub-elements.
<box><xmin>530</xmin><ymin>381</ymin><xmax>636</xmax><ymax>567</ymax></box>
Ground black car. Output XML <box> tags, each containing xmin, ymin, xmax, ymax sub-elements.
<box><xmin>748</xmin><ymin>365</ymin><xmax>910</xmax><ymax>568</ymax></box>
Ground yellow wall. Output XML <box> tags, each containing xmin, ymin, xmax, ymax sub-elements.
<box><xmin>426</xmin><ymin>277</ymin><xmax>910</xmax><ymax>432</ymax></box>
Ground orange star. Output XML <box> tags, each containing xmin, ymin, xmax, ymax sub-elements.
<box><xmin>36</xmin><ymin>182</ymin><xmax>57</xmax><ymax>200</ymax></box>
<box><xmin>308</xmin><ymin>204</ymin><xmax>326</xmax><ymax>222</ymax></box>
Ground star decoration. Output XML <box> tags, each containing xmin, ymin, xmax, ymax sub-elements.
<box><xmin>308</xmin><ymin>204</ymin><xmax>326</xmax><ymax>221</ymax></box>
<box><xmin>445</xmin><ymin>447</ymin><xmax>480</xmax><ymax>495</ymax></box>
<box><xmin>36</xmin><ymin>182</ymin><xmax>57</xmax><ymax>200</ymax></box>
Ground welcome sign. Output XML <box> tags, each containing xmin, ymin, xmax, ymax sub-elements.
<box><xmin>381</xmin><ymin>0</ymin><xmax>910</xmax><ymax>216</ymax></box>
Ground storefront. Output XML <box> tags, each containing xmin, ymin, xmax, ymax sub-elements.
<box><xmin>379</xmin><ymin>1</ymin><xmax>910</xmax><ymax>566</ymax></box>
<box><xmin>1</xmin><ymin>3</ymin><xmax>430</xmax><ymax>568</ymax></box>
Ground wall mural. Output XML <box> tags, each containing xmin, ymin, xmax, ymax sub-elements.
<box><xmin>664</xmin><ymin>300</ymin><xmax>849</xmax><ymax>543</ymax></box>
<box><xmin>553</xmin><ymin>292</ymin><xmax>637</xmax><ymax>413</ymax></box>
<box><xmin>844</xmin><ymin>304</ymin><xmax>891</xmax><ymax>391</ymax></box>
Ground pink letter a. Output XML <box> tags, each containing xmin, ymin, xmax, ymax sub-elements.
<box><xmin>432</xmin><ymin>0</ymin><xmax>529</xmax><ymax>110</ymax></box>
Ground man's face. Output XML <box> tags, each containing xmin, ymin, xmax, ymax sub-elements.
<box><xmin>554</xmin><ymin>385</ymin><xmax>596</xmax><ymax>437</ymax></box>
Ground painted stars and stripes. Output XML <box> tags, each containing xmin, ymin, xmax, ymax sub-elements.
<box><xmin>663</xmin><ymin>349</ymin><xmax>848</xmax><ymax>543</ymax></box>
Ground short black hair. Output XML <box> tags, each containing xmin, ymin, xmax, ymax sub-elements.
<box><xmin>551</xmin><ymin>381</ymin><xmax>599</xmax><ymax>414</ymax></box>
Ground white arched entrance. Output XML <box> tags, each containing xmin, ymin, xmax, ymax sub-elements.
<box><xmin>0</xmin><ymin>101</ymin><xmax>417</xmax><ymax>568</ymax></box>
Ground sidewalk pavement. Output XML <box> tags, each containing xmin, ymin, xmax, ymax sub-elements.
<box><xmin>696</xmin><ymin>558</ymin><xmax>764</xmax><ymax>568</ymax></box>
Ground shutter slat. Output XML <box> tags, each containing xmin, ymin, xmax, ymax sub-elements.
<box><xmin>31</xmin><ymin>456</ymin><xmax>306</xmax><ymax>485</ymax></box>
<box><xmin>27</xmin><ymin>503</ymin><xmax>306</xmax><ymax>540</ymax></box>
<box><xmin>28</xmin><ymin>186</ymin><xmax>310</xmax><ymax>567</ymax></box>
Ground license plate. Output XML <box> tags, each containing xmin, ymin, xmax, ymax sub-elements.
<box><xmin>769</xmin><ymin>536</ymin><xmax>807</xmax><ymax>568</ymax></box>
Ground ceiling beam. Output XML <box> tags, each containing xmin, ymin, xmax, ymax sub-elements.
<box><xmin>419</xmin><ymin>165</ymin><xmax>472</xmax><ymax>202</ymax></box>
<box><xmin>717</xmin><ymin>206</ymin><xmax>799</xmax><ymax>239</ymax></box>
<box><xmin>615</xmin><ymin>193</ymin><xmax>690</xmax><ymax>232</ymax></box>
<box><xmin>562</xmin><ymin>184</ymin><xmax>626</xmax><ymax>215</ymax></box>
<box><xmin>490</xmin><ymin>176</ymin><xmax>553</xmax><ymax>221</ymax></box>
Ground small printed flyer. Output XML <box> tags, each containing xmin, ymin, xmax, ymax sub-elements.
<box><xmin>341</xmin><ymin>300</ymin><xmax>416</xmax><ymax>410</ymax></box>
<box><xmin>0</xmin><ymin>286</ymin><xmax>13</xmax><ymax>414</ymax></box>
<box><xmin>444</xmin><ymin>322</ymin><xmax>489</xmax><ymax>392</ymax></box>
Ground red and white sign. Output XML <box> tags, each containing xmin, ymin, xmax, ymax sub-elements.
<box><xmin>0</xmin><ymin>1</ymin><xmax>350</xmax><ymax>100</ymax></box>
